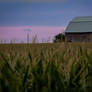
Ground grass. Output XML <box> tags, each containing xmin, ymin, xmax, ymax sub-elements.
<box><xmin>0</xmin><ymin>43</ymin><xmax>92</xmax><ymax>92</ymax></box>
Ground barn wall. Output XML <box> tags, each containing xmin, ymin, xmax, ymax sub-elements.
<box><xmin>89</xmin><ymin>34</ymin><xmax>92</xmax><ymax>41</ymax></box>
<box><xmin>65</xmin><ymin>33</ymin><xmax>92</xmax><ymax>42</ymax></box>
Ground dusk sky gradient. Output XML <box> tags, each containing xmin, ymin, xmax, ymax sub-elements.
<box><xmin>0</xmin><ymin>0</ymin><xmax>92</xmax><ymax>43</ymax></box>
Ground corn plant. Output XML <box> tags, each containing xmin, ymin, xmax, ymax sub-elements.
<box><xmin>0</xmin><ymin>43</ymin><xmax>92</xmax><ymax>92</ymax></box>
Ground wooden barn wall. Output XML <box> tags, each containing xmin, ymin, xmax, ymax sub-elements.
<box><xmin>65</xmin><ymin>33</ymin><xmax>92</xmax><ymax>42</ymax></box>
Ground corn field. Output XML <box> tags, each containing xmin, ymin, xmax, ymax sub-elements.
<box><xmin>0</xmin><ymin>43</ymin><xmax>92</xmax><ymax>92</ymax></box>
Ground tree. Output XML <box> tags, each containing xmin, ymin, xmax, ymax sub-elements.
<box><xmin>53</xmin><ymin>33</ymin><xmax>65</xmax><ymax>43</ymax></box>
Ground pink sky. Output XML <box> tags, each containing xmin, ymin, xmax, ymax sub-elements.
<box><xmin>0</xmin><ymin>26</ymin><xmax>65</xmax><ymax>43</ymax></box>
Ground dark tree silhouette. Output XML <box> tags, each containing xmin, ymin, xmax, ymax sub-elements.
<box><xmin>53</xmin><ymin>33</ymin><xmax>65</xmax><ymax>43</ymax></box>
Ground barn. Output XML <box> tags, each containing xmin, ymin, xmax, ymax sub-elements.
<box><xmin>65</xmin><ymin>16</ymin><xmax>92</xmax><ymax>42</ymax></box>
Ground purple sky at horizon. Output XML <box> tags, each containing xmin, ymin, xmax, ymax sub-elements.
<box><xmin>0</xmin><ymin>0</ymin><xmax>92</xmax><ymax>43</ymax></box>
<box><xmin>0</xmin><ymin>26</ymin><xmax>65</xmax><ymax>43</ymax></box>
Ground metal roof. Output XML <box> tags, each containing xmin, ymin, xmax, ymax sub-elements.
<box><xmin>72</xmin><ymin>16</ymin><xmax>92</xmax><ymax>22</ymax></box>
<box><xmin>65</xmin><ymin>16</ymin><xmax>92</xmax><ymax>33</ymax></box>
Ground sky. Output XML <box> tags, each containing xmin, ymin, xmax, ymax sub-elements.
<box><xmin>0</xmin><ymin>0</ymin><xmax>92</xmax><ymax>43</ymax></box>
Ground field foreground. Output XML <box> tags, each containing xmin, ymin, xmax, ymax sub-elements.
<box><xmin>0</xmin><ymin>43</ymin><xmax>92</xmax><ymax>92</ymax></box>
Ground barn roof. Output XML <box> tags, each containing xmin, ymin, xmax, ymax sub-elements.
<box><xmin>65</xmin><ymin>16</ymin><xmax>92</xmax><ymax>33</ymax></box>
